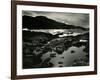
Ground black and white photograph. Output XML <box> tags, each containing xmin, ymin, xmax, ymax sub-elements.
<box><xmin>22</xmin><ymin>11</ymin><xmax>90</xmax><ymax>69</ymax></box>
<box><xmin>11</xmin><ymin>1</ymin><xmax>97</xmax><ymax>79</ymax></box>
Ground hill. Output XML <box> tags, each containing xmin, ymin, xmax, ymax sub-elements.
<box><xmin>23</xmin><ymin>15</ymin><xmax>87</xmax><ymax>30</ymax></box>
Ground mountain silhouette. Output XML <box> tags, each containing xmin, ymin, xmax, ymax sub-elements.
<box><xmin>22</xmin><ymin>15</ymin><xmax>87</xmax><ymax>30</ymax></box>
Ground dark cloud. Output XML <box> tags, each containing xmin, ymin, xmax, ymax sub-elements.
<box><xmin>22</xmin><ymin>11</ymin><xmax>89</xmax><ymax>28</ymax></box>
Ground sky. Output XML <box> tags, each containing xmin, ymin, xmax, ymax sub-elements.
<box><xmin>22</xmin><ymin>10</ymin><xmax>89</xmax><ymax>28</ymax></box>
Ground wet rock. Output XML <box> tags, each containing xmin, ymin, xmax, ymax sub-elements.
<box><xmin>71</xmin><ymin>50</ymin><xmax>75</xmax><ymax>54</ymax></box>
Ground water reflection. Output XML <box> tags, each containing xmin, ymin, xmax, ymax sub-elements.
<box><xmin>41</xmin><ymin>46</ymin><xmax>87</xmax><ymax>67</ymax></box>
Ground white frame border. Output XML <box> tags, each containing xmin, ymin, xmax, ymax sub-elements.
<box><xmin>17</xmin><ymin>5</ymin><xmax>95</xmax><ymax>75</ymax></box>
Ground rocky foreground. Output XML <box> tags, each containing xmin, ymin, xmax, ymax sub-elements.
<box><xmin>23</xmin><ymin>31</ymin><xmax>89</xmax><ymax>69</ymax></box>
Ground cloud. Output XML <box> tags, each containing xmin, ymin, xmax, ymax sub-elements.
<box><xmin>22</xmin><ymin>11</ymin><xmax>89</xmax><ymax>28</ymax></box>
